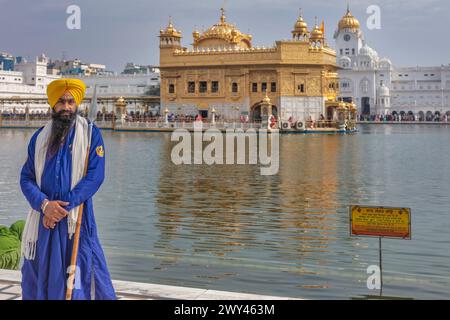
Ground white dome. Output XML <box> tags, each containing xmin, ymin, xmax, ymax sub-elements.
<box><xmin>359</xmin><ymin>44</ymin><xmax>369</xmax><ymax>55</ymax></box>
<box><xmin>359</xmin><ymin>43</ymin><xmax>378</xmax><ymax>60</ymax></box>
<box><xmin>379</xmin><ymin>58</ymin><xmax>392</xmax><ymax>69</ymax></box>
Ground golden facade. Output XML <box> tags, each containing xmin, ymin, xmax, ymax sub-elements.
<box><xmin>159</xmin><ymin>9</ymin><xmax>342</xmax><ymax>122</ymax></box>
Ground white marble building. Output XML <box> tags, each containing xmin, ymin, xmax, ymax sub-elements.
<box><xmin>334</xmin><ymin>6</ymin><xmax>450</xmax><ymax>120</ymax></box>
<box><xmin>0</xmin><ymin>54</ymin><xmax>60</xmax><ymax>113</ymax></box>
<box><xmin>75</xmin><ymin>72</ymin><xmax>160</xmax><ymax>98</ymax></box>
<box><xmin>74</xmin><ymin>72</ymin><xmax>161</xmax><ymax>114</ymax></box>
<box><xmin>0</xmin><ymin>54</ymin><xmax>161</xmax><ymax>114</ymax></box>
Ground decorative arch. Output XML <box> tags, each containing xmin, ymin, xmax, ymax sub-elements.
<box><xmin>340</xmin><ymin>78</ymin><xmax>353</xmax><ymax>92</ymax></box>
<box><xmin>418</xmin><ymin>111</ymin><xmax>425</xmax><ymax>121</ymax></box>
<box><xmin>250</xmin><ymin>103</ymin><xmax>278</xmax><ymax>121</ymax></box>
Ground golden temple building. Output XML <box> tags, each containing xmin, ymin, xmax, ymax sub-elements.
<box><xmin>159</xmin><ymin>8</ymin><xmax>343</xmax><ymax>122</ymax></box>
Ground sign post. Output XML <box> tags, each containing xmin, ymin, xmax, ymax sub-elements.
<box><xmin>349</xmin><ymin>205</ymin><xmax>411</xmax><ymax>296</ymax></box>
<box><xmin>379</xmin><ymin>237</ymin><xmax>382</xmax><ymax>296</ymax></box>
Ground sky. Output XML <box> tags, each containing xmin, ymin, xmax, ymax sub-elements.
<box><xmin>1</xmin><ymin>0</ymin><xmax>449</xmax><ymax>72</ymax></box>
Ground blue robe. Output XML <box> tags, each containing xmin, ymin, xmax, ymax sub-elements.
<box><xmin>20</xmin><ymin>122</ymin><xmax>116</xmax><ymax>300</ymax></box>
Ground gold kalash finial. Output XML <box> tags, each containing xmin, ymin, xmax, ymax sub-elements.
<box><xmin>220</xmin><ymin>7</ymin><xmax>226</xmax><ymax>24</ymax></box>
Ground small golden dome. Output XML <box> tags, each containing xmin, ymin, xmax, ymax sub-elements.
<box><xmin>193</xmin><ymin>29</ymin><xmax>200</xmax><ymax>39</ymax></box>
<box><xmin>262</xmin><ymin>92</ymin><xmax>271</xmax><ymax>104</ymax></box>
<box><xmin>160</xmin><ymin>18</ymin><xmax>182</xmax><ymax>38</ymax></box>
<box><xmin>310</xmin><ymin>25</ymin><xmax>323</xmax><ymax>40</ymax></box>
<box><xmin>294</xmin><ymin>16</ymin><xmax>308</xmax><ymax>31</ymax></box>
<box><xmin>292</xmin><ymin>10</ymin><xmax>309</xmax><ymax>39</ymax></box>
<box><xmin>116</xmin><ymin>96</ymin><xmax>126</xmax><ymax>106</ymax></box>
<box><xmin>338</xmin><ymin>5</ymin><xmax>360</xmax><ymax>31</ymax></box>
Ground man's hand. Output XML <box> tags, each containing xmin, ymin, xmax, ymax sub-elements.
<box><xmin>43</xmin><ymin>215</ymin><xmax>56</xmax><ymax>229</ymax></box>
<box><xmin>43</xmin><ymin>200</ymin><xmax>70</xmax><ymax>223</ymax></box>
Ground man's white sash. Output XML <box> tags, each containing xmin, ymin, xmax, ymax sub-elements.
<box><xmin>21</xmin><ymin>115</ymin><xmax>89</xmax><ymax>260</ymax></box>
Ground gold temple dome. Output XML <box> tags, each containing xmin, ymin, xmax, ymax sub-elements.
<box><xmin>160</xmin><ymin>18</ymin><xmax>182</xmax><ymax>38</ymax></box>
<box><xmin>116</xmin><ymin>96</ymin><xmax>126</xmax><ymax>106</ymax></box>
<box><xmin>310</xmin><ymin>25</ymin><xmax>323</xmax><ymax>40</ymax></box>
<box><xmin>262</xmin><ymin>92</ymin><xmax>271</xmax><ymax>104</ymax></box>
<box><xmin>292</xmin><ymin>11</ymin><xmax>310</xmax><ymax>40</ymax></box>
<box><xmin>193</xmin><ymin>29</ymin><xmax>200</xmax><ymax>39</ymax></box>
<box><xmin>294</xmin><ymin>15</ymin><xmax>308</xmax><ymax>32</ymax></box>
<box><xmin>338</xmin><ymin>6</ymin><xmax>360</xmax><ymax>31</ymax></box>
<box><xmin>194</xmin><ymin>8</ymin><xmax>252</xmax><ymax>49</ymax></box>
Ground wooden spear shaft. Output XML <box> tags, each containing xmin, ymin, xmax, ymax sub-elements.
<box><xmin>66</xmin><ymin>125</ymin><xmax>92</xmax><ymax>300</ymax></box>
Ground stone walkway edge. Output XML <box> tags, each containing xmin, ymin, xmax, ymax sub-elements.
<box><xmin>0</xmin><ymin>269</ymin><xmax>300</xmax><ymax>300</ymax></box>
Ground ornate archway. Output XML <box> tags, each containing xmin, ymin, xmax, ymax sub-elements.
<box><xmin>434</xmin><ymin>111</ymin><xmax>441</xmax><ymax>121</ymax></box>
<box><xmin>418</xmin><ymin>111</ymin><xmax>425</xmax><ymax>121</ymax></box>
<box><xmin>361</xmin><ymin>97</ymin><xmax>370</xmax><ymax>115</ymax></box>
<box><xmin>250</xmin><ymin>103</ymin><xmax>278</xmax><ymax>121</ymax></box>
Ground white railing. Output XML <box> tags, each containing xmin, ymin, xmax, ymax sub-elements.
<box><xmin>113</xmin><ymin>121</ymin><xmax>262</xmax><ymax>130</ymax></box>
<box><xmin>0</xmin><ymin>118</ymin><xmax>265</xmax><ymax>130</ymax></box>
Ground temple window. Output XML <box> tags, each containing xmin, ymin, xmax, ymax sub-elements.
<box><xmin>252</xmin><ymin>83</ymin><xmax>258</xmax><ymax>93</ymax></box>
<box><xmin>188</xmin><ymin>81</ymin><xmax>195</xmax><ymax>93</ymax></box>
<box><xmin>298</xmin><ymin>84</ymin><xmax>305</xmax><ymax>93</ymax></box>
<box><xmin>211</xmin><ymin>81</ymin><xmax>219</xmax><ymax>93</ymax></box>
<box><xmin>261</xmin><ymin>82</ymin><xmax>267</xmax><ymax>92</ymax></box>
<box><xmin>169</xmin><ymin>84</ymin><xmax>175</xmax><ymax>94</ymax></box>
<box><xmin>232</xmin><ymin>82</ymin><xmax>238</xmax><ymax>93</ymax></box>
<box><xmin>199</xmin><ymin>81</ymin><xmax>207</xmax><ymax>93</ymax></box>
<box><xmin>271</xmin><ymin>82</ymin><xmax>277</xmax><ymax>92</ymax></box>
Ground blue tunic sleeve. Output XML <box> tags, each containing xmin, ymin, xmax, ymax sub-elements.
<box><xmin>20</xmin><ymin>127</ymin><xmax>48</xmax><ymax>212</ymax></box>
<box><xmin>64</xmin><ymin>125</ymin><xmax>105</xmax><ymax>211</ymax></box>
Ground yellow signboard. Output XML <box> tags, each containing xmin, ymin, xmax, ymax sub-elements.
<box><xmin>349</xmin><ymin>205</ymin><xmax>411</xmax><ymax>239</ymax></box>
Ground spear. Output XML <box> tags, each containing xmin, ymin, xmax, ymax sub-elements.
<box><xmin>66</xmin><ymin>85</ymin><xmax>98</xmax><ymax>300</ymax></box>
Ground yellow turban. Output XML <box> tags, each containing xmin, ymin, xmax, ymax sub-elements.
<box><xmin>47</xmin><ymin>78</ymin><xmax>86</xmax><ymax>108</ymax></box>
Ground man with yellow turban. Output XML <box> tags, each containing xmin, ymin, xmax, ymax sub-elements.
<box><xmin>19</xmin><ymin>78</ymin><xmax>116</xmax><ymax>300</ymax></box>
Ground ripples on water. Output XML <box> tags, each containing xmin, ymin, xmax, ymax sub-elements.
<box><xmin>1</xmin><ymin>124</ymin><xmax>450</xmax><ymax>299</ymax></box>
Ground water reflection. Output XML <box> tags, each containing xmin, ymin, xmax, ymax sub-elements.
<box><xmin>1</xmin><ymin>126</ymin><xmax>450</xmax><ymax>299</ymax></box>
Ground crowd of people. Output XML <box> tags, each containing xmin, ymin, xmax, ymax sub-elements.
<box><xmin>2</xmin><ymin>110</ymin><xmax>449</xmax><ymax>123</ymax></box>
<box><xmin>359</xmin><ymin>113</ymin><xmax>449</xmax><ymax>122</ymax></box>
